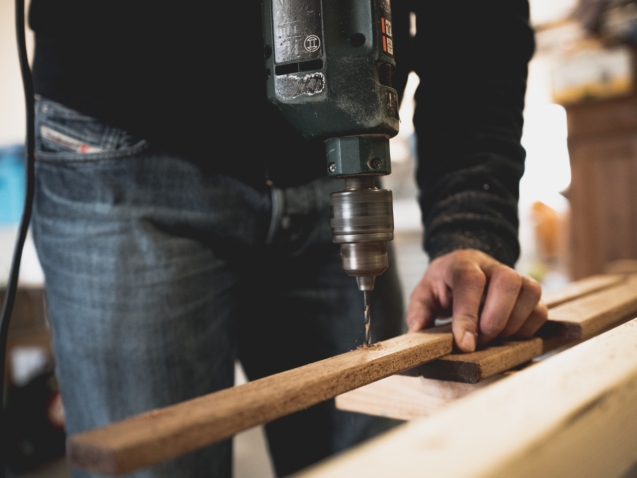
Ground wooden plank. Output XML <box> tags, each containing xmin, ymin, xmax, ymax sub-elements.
<box><xmin>299</xmin><ymin>318</ymin><xmax>637</xmax><ymax>478</ymax></box>
<box><xmin>412</xmin><ymin>338</ymin><xmax>544</xmax><ymax>384</ymax></box>
<box><xmin>67</xmin><ymin>330</ymin><xmax>452</xmax><ymax>475</ymax></box>
<box><xmin>335</xmin><ymin>374</ymin><xmax>502</xmax><ymax>421</ymax></box>
<box><xmin>541</xmin><ymin>274</ymin><xmax>624</xmax><ymax>308</ymax></box>
<box><xmin>546</xmin><ymin>275</ymin><xmax>637</xmax><ymax>339</ymax></box>
<box><xmin>413</xmin><ymin>276</ymin><xmax>637</xmax><ymax>383</ymax></box>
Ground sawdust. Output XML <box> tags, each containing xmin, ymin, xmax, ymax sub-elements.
<box><xmin>358</xmin><ymin>343</ymin><xmax>383</xmax><ymax>351</ymax></box>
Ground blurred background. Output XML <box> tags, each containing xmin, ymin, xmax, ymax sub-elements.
<box><xmin>2</xmin><ymin>0</ymin><xmax>637</xmax><ymax>476</ymax></box>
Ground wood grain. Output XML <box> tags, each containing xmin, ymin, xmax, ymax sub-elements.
<box><xmin>546</xmin><ymin>276</ymin><xmax>637</xmax><ymax>339</ymax></box>
<box><xmin>413</xmin><ymin>276</ymin><xmax>637</xmax><ymax>383</ymax></box>
<box><xmin>335</xmin><ymin>374</ymin><xmax>502</xmax><ymax>421</ymax></box>
<box><xmin>67</xmin><ymin>330</ymin><xmax>452</xmax><ymax>475</ymax></box>
<box><xmin>541</xmin><ymin>274</ymin><xmax>624</xmax><ymax>307</ymax></box>
<box><xmin>413</xmin><ymin>338</ymin><xmax>544</xmax><ymax>384</ymax></box>
<box><xmin>300</xmin><ymin>318</ymin><xmax>637</xmax><ymax>478</ymax></box>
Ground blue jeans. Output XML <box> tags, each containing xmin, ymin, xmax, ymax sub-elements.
<box><xmin>32</xmin><ymin>99</ymin><xmax>404</xmax><ymax>477</ymax></box>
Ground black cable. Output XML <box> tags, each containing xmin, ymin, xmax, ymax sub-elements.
<box><xmin>0</xmin><ymin>0</ymin><xmax>35</xmax><ymax>474</ymax></box>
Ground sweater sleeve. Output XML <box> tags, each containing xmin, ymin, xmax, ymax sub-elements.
<box><xmin>404</xmin><ymin>0</ymin><xmax>535</xmax><ymax>267</ymax></box>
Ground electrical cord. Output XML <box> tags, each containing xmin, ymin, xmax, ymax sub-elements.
<box><xmin>0</xmin><ymin>0</ymin><xmax>35</xmax><ymax>474</ymax></box>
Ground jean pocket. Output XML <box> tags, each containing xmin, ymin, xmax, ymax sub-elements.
<box><xmin>35</xmin><ymin>98</ymin><xmax>149</xmax><ymax>163</ymax></box>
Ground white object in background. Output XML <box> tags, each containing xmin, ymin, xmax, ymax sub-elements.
<box><xmin>390</xmin><ymin>72</ymin><xmax>420</xmax><ymax>164</ymax></box>
<box><xmin>11</xmin><ymin>346</ymin><xmax>49</xmax><ymax>387</ymax></box>
<box><xmin>393</xmin><ymin>199</ymin><xmax>423</xmax><ymax>234</ymax></box>
<box><xmin>551</xmin><ymin>46</ymin><xmax>633</xmax><ymax>104</ymax></box>
<box><xmin>0</xmin><ymin>227</ymin><xmax>45</xmax><ymax>287</ymax></box>
<box><xmin>530</xmin><ymin>0</ymin><xmax>578</xmax><ymax>27</ymax></box>
<box><xmin>521</xmin><ymin>104</ymin><xmax>571</xmax><ymax>205</ymax></box>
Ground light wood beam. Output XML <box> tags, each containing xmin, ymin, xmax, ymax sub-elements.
<box><xmin>301</xmin><ymin>318</ymin><xmax>637</xmax><ymax>478</ymax></box>
<box><xmin>541</xmin><ymin>274</ymin><xmax>624</xmax><ymax>307</ymax></box>
<box><xmin>546</xmin><ymin>275</ymin><xmax>637</xmax><ymax>339</ymax></box>
<box><xmin>335</xmin><ymin>374</ymin><xmax>503</xmax><ymax>421</ymax></box>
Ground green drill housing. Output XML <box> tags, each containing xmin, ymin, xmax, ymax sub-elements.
<box><xmin>262</xmin><ymin>0</ymin><xmax>400</xmax><ymax>177</ymax></box>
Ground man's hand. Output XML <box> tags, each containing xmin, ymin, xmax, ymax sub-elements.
<box><xmin>406</xmin><ymin>249</ymin><xmax>548</xmax><ymax>353</ymax></box>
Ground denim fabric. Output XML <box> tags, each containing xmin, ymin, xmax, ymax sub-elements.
<box><xmin>32</xmin><ymin>98</ymin><xmax>404</xmax><ymax>478</ymax></box>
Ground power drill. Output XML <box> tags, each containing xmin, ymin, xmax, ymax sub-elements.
<box><xmin>263</xmin><ymin>0</ymin><xmax>399</xmax><ymax>345</ymax></box>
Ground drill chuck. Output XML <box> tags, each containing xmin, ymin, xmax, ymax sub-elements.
<box><xmin>330</xmin><ymin>177</ymin><xmax>394</xmax><ymax>291</ymax></box>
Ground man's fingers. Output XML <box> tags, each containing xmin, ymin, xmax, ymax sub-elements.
<box><xmin>407</xmin><ymin>250</ymin><xmax>546</xmax><ymax>354</ymax></box>
<box><xmin>450</xmin><ymin>262</ymin><xmax>486</xmax><ymax>352</ymax></box>
<box><xmin>500</xmin><ymin>276</ymin><xmax>542</xmax><ymax>338</ymax></box>
<box><xmin>478</xmin><ymin>266</ymin><xmax>522</xmax><ymax>343</ymax></box>
<box><xmin>406</xmin><ymin>280</ymin><xmax>439</xmax><ymax>332</ymax></box>
<box><xmin>514</xmin><ymin>302</ymin><xmax>549</xmax><ymax>339</ymax></box>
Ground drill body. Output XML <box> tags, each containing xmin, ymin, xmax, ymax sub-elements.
<box><xmin>263</xmin><ymin>0</ymin><xmax>399</xmax><ymax>294</ymax></box>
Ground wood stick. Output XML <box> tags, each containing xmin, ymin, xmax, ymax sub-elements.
<box><xmin>411</xmin><ymin>338</ymin><xmax>545</xmax><ymax>383</ymax></box>
<box><xmin>300</xmin><ymin>318</ymin><xmax>637</xmax><ymax>478</ymax></box>
<box><xmin>541</xmin><ymin>274</ymin><xmax>624</xmax><ymax>307</ymax></box>
<box><xmin>413</xmin><ymin>276</ymin><xmax>637</xmax><ymax>383</ymax></box>
<box><xmin>545</xmin><ymin>275</ymin><xmax>637</xmax><ymax>339</ymax></box>
<box><xmin>67</xmin><ymin>330</ymin><xmax>452</xmax><ymax>475</ymax></box>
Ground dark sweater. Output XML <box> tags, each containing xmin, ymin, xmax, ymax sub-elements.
<box><xmin>29</xmin><ymin>0</ymin><xmax>534</xmax><ymax>266</ymax></box>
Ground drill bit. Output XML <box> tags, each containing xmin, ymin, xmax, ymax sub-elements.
<box><xmin>363</xmin><ymin>290</ymin><xmax>371</xmax><ymax>346</ymax></box>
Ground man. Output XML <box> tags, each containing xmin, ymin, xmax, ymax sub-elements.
<box><xmin>28</xmin><ymin>0</ymin><xmax>546</xmax><ymax>476</ymax></box>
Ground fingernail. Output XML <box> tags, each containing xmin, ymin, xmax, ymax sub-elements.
<box><xmin>461</xmin><ymin>331</ymin><xmax>477</xmax><ymax>352</ymax></box>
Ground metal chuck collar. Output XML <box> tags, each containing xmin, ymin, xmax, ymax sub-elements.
<box><xmin>330</xmin><ymin>177</ymin><xmax>394</xmax><ymax>291</ymax></box>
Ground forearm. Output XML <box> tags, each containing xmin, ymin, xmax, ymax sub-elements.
<box><xmin>410</xmin><ymin>0</ymin><xmax>535</xmax><ymax>266</ymax></box>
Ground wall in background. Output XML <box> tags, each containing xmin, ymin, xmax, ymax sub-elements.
<box><xmin>0</xmin><ymin>0</ymin><xmax>40</xmax><ymax>286</ymax></box>
<box><xmin>0</xmin><ymin>0</ymin><xmax>33</xmax><ymax>147</ymax></box>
